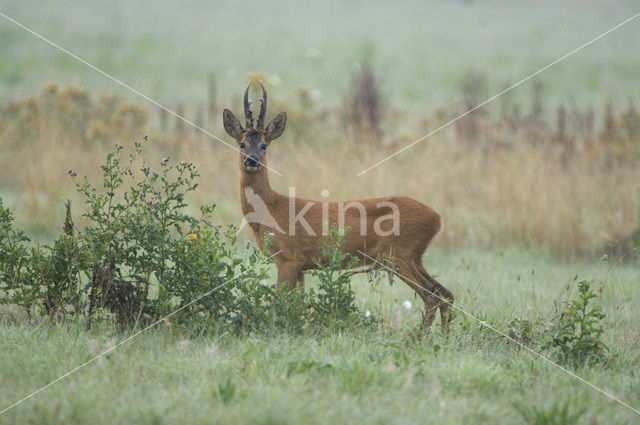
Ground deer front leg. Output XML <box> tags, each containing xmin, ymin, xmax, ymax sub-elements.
<box><xmin>276</xmin><ymin>262</ymin><xmax>304</xmax><ymax>291</ymax></box>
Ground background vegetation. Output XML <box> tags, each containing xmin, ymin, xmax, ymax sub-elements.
<box><xmin>1</xmin><ymin>0</ymin><xmax>639</xmax><ymax>256</ymax></box>
<box><xmin>0</xmin><ymin>0</ymin><xmax>639</xmax><ymax>424</ymax></box>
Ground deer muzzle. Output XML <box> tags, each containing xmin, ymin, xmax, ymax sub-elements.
<box><xmin>244</xmin><ymin>155</ymin><xmax>261</xmax><ymax>172</ymax></box>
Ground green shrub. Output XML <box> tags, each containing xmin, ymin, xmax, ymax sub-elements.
<box><xmin>306</xmin><ymin>225</ymin><xmax>360</xmax><ymax>327</ymax></box>
<box><xmin>69</xmin><ymin>137</ymin><xmax>272</xmax><ymax>328</ymax></box>
<box><xmin>267</xmin><ymin>284</ymin><xmax>309</xmax><ymax>333</ymax></box>
<box><xmin>543</xmin><ymin>280</ymin><xmax>608</xmax><ymax>367</ymax></box>
<box><xmin>163</xmin><ymin>227</ymin><xmax>273</xmax><ymax>330</ymax></box>
<box><xmin>0</xmin><ymin>198</ymin><xmax>38</xmax><ymax>312</ymax></box>
<box><xmin>0</xmin><ymin>138</ymin><xmax>276</xmax><ymax>329</ymax></box>
<box><xmin>0</xmin><ymin>198</ymin><xmax>89</xmax><ymax>318</ymax></box>
<box><xmin>31</xmin><ymin>220</ymin><xmax>88</xmax><ymax>317</ymax></box>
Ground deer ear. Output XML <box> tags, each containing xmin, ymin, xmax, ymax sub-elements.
<box><xmin>265</xmin><ymin>112</ymin><xmax>287</xmax><ymax>142</ymax></box>
<box><xmin>223</xmin><ymin>109</ymin><xmax>245</xmax><ymax>140</ymax></box>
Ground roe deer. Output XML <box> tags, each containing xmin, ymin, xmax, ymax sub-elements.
<box><xmin>223</xmin><ymin>81</ymin><xmax>453</xmax><ymax>330</ymax></box>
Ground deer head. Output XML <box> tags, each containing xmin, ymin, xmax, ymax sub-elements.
<box><xmin>223</xmin><ymin>81</ymin><xmax>287</xmax><ymax>172</ymax></box>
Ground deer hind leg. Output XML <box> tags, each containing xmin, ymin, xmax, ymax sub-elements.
<box><xmin>393</xmin><ymin>260</ymin><xmax>440</xmax><ymax>327</ymax></box>
<box><xmin>414</xmin><ymin>259</ymin><xmax>454</xmax><ymax>333</ymax></box>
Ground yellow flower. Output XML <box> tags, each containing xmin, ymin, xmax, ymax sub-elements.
<box><xmin>188</xmin><ymin>233</ymin><xmax>197</xmax><ymax>240</ymax></box>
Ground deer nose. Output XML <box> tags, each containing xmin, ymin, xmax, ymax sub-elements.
<box><xmin>244</xmin><ymin>155</ymin><xmax>261</xmax><ymax>169</ymax></box>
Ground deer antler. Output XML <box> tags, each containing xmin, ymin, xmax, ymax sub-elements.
<box><xmin>244</xmin><ymin>80</ymin><xmax>254</xmax><ymax>129</ymax></box>
<box><xmin>256</xmin><ymin>80</ymin><xmax>267</xmax><ymax>130</ymax></box>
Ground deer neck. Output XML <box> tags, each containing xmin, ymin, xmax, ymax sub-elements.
<box><xmin>241</xmin><ymin>165</ymin><xmax>274</xmax><ymax>196</ymax></box>
<box><xmin>239</xmin><ymin>167</ymin><xmax>279</xmax><ymax>236</ymax></box>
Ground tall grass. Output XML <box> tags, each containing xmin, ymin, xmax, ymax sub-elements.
<box><xmin>0</xmin><ymin>80</ymin><xmax>638</xmax><ymax>256</ymax></box>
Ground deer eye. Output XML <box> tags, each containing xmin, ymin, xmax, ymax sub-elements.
<box><xmin>261</xmin><ymin>144</ymin><xmax>267</xmax><ymax>150</ymax></box>
<box><xmin>239</xmin><ymin>143</ymin><xmax>246</xmax><ymax>149</ymax></box>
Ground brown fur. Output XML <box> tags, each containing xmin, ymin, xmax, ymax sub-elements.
<box><xmin>223</xmin><ymin>87</ymin><xmax>453</xmax><ymax>330</ymax></box>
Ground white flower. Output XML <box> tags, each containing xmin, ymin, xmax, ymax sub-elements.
<box><xmin>365</xmin><ymin>310</ymin><xmax>371</xmax><ymax>317</ymax></box>
<box><xmin>402</xmin><ymin>300</ymin><xmax>412</xmax><ymax>310</ymax></box>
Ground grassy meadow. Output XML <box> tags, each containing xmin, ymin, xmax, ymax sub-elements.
<box><xmin>1</xmin><ymin>0</ymin><xmax>640</xmax><ymax>424</ymax></box>
<box><xmin>2</xmin><ymin>249</ymin><xmax>640</xmax><ymax>425</ymax></box>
